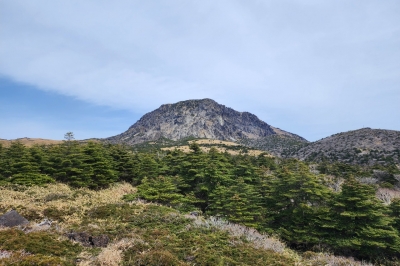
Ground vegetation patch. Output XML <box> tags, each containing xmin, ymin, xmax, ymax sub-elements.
<box><xmin>0</xmin><ymin>229</ymin><xmax>81</xmax><ymax>263</ymax></box>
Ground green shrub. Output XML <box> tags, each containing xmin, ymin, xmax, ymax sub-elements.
<box><xmin>0</xmin><ymin>229</ymin><xmax>82</xmax><ymax>259</ymax></box>
<box><xmin>1</xmin><ymin>253</ymin><xmax>70</xmax><ymax>266</ymax></box>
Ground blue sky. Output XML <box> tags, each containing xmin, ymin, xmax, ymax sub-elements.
<box><xmin>1</xmin><ymin>1</ymin><xmax>399</xmax><ymax>141</ymax></box>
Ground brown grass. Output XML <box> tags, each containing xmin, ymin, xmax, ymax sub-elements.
<box><xmin>0</xmin><ymin>138</ymin><xmax>63</xmax><ymax>147</ymax></box>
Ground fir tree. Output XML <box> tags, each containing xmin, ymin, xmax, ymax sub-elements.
<box><xmin>329</xmin><ymin>177</ymin><xmax>400</xmax><ymax>258</ymax></box>
<box><xmin>82</xmin><ymin>142</ymin><xmax>117</xmax><ymax>189</ymax></box>
<box><xmin>264</xmin><ymin>161</ymin><xmax>332</xmax><ymax>246</ymax></box>
<box><xmin>4</xmin><ymin>141</ymin><xmax>54</xmax><ymax>186</ymax></box>
<box><xmin>208</xmin><ymin>178</ymin><xmax>262</xmax><ymax>228</ymax></box>
<box><xmin>389</xmin><ymin>198</ymin><xmax>400</xmax><ymax>233</ymax></box>
<box><xmin>136</xmin><ymin>176</ymin><xmax>183</xmax><ymax>206</ymax></box>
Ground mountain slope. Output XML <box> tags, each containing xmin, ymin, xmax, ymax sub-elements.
<box><xmin>291</xmin><ymin>128</ymin><xmax>400</xmax><ymax>166</ymax></box>
<box><xmin>106</xmin><ymin>98</ymin><xmax>306</xmax><ymax>146</ymax></box>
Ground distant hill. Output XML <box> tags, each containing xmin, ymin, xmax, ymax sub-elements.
<box><xmin>0</xmin><ymin>138</ymin><xmax>63</xmax><ymax>147</ymax></box>
<box><xmin>238</xmin><ymin>134</ymin><xmax>309</xmax><ymax>157</ymax></box>
<box><xmin>291</xmin><ymin>128</ymin><xmax>400</xmax><ymax>166</ymax></box>
<box><xmin>106</xmin><ymin>99</ymin><xmax>306</xmax><ymax>149</ymax></box>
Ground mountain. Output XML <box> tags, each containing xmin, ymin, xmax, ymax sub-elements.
<box><xmin>291</xmin><ymin>128</ymin><xmax>400</xmax><ymax>166</ymax></box>
<box><xmin>106</xmin><ymin>98</ymin><xmax>306</xmax><ymax>146</ymax></box>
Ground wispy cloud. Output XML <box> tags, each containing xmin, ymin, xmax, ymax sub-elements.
<box><xmin>1</xmin><ymin>0</ymin><xmax>399</xmax><ymax>140</ymax></box>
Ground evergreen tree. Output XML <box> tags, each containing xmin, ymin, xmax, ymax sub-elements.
<box><xmin>107</xmin><ymin>144</ymin><xmax>137</xmax><ymax>182</ymax></box>
<box><xmin>256</xmin><ymin>153</ymin><xmax>277</xmax><ymax>171</ymax></box>
<box><xmin>136</xmin><ymin>176</ymin><xmax>183</xmax><ymax>206</ymax></box>
<box><xmin>329</xmin><ymin>177</ymin><xmax>400</xmax><ymax>258</ymax></box>
<box><xmin>232</xmin><ymin>155</ymin><xmax>259</xmax><ymax>184</ymax></box>
<box><xmin>200</xmin><ymin>148</ymin><xmax>233</xmax><ymax>195</ymax></box>
<box><xmin>0</xmin><ymin>143</ymin><xmax>6</xmax><ymax>182</ymax></box>
<box><xmin>29</xmin><ymin>144</ymin><xmax>53</xmax><ymax>175</ymax></box>
<box><xmin>178</xmin><ymin>143</ymin><xmax>208</xmax><ymax>206</ymax></box>
<box><xmin>208</xmin><ymin>178</ymin><xmax>262</xmax><ymax>228</ymax></box>
<box><xmin>389</xmin><ymin>198</ymin><xmax>400</xmax><ymax>233</ymax></box>
<box><xmin>82</xmin><ymin>142</ymin><xmax>117</xmax><ymax>189</ymax></box>
<box><xmin>264</xmin><ymin>161</ymin><xmax>332</xmax><ymax>246</ymax></box>
<box><xmin>3</xmin><ymin>141</ymin><xmax>54</xmax><ymax>186</ymax></box>
<box><xmin>138</xmin><ymin>153</ymin><xmax>159</xmax><ymax>180</ymax></box>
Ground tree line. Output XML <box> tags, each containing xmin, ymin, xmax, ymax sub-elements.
<box><xmin>0</xmin><ymin>140</ymin><xmax>399</xmax><ymax>262</ymax></box>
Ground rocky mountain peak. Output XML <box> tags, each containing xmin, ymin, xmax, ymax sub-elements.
<box><xmin>107</xmin><ymin>99</ymin><xmax>303</xmax><ymax>145</ymax></box>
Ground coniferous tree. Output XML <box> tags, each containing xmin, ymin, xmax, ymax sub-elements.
<box><xmin>232</xmin><ymin>155</ymin><xmax>259</xmax><ymax>184</ymax></box>
<box><xmin>329</xmin><ymin>177</ymin><xmax>400</xmax><ymax>258</ymax></box>
<box><xmin>200</xmin><ymin>148</ymin><xmax>233</xmax><ymax>198</ymax></box>
<box><xmin>178</xmin><ymin>143</ymin><xmax>208</xmax><ymax>206</ymax></box>
<box><xmin>107</xmin><ymin>144</ymin><xmax>137</xmax><ymax>182</ymax></box>
<box><xmin>136</xmin><ymin>176</ymin><xmax>183</xmax><ymax>206</ymax></box>
<box><xmin>0</xmin><ymin>143</ymin><xmax>6</xmax><ymax>182</ymax></box>
<box><xmin>140</xmin><ymin>153</ymin><xmax>160</xmax><ymax>179</ymax></box>
<box><xmin>52</xmin><ymin>141</ymin><xmax>97</xmax><ymax>187</ymax></box>
<box><xmin>29</xmin><ymin>144</ymin><xmax>53</xmax><ymax>175</ymax></box>
<box><xmin>208</xmin><ymin>178</ymin><xmax>263</xmax><ymax>228</ymax></box>
<box><xmin>82</xmin><ymin>142</ymin><xmax>117</xmax><ymax>189</ymax></box>
<box><xmin>4</xmin><ymin>141</ymin><xmax>54</xmax><ymax>186</ymax></box>
<box><xmin>264</xmin><ymin>161</ymin><xmax>332</xmax><ymax>246</ymax></box>
<box><xmin>389</xmin><ymin>198</ymin><xmax>400</xmax><ymax>233</ymax></box>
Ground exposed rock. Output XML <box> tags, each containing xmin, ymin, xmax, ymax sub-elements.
<box><xmin>67</xmin><ymin>232</ymin><xmax>109</xmax><ymax>247</ymax></box>
<box><xmin>67</xmin><ymin>232</ymin><xmax>92</xmax><ymax>247</ymax></box>
<box><xmin>0</xmin><ymin>250</ymin><xmax>12</xmax><ymax>259</ymax></box>
<box><xmin>106</xmin><ymin>99</ymin><xmax>305</xmax><ymax>145</ymax></box>
<box><xmin>0</xmin><ymin>210</ymin><xmax>29</xmax><ymax>227</ymax></box>
<box><xmin>92</xmin><ymin>234</ymin><xmax>110</xmax><ymax>247</ymax></box>
<box><xmin>38</xmin><ymin>218</ymin><xmax>52</xmax><ymax>226</ymax></box>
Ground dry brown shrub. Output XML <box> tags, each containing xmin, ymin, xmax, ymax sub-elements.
<box><xmin>376</xmin><ymin>187</ymin><xmax>400</xmax><ymax>205</ymax></box>
<box><xmin>0</xmin><ymin>182</ymin><xmax>136</xmax><ymax>226</ymax></box>
<box><xmin>302</xmin><ymin>251</ymin><xmax>374</xmax><ymax>266</ymax></box>
<box><xmin>187</xmin><ymin>216</ymin><xmax>286</xmax><ymax>253</ymax></box>
<box><xmin>93</xmin><ymin>238</ymin><xmax>137</xmax><ymax>266</ymax></box>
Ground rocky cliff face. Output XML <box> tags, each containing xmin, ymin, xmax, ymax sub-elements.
<box><xmin>106</xmin><ymin>99</ymin><xmax>304</xmax><ymax>145</ymax></box>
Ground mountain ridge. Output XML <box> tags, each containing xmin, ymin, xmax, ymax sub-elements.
<box><xmin>290</xmin><ymin>128</ymin><xmax>400</xmax><ymax>166</ymax></box>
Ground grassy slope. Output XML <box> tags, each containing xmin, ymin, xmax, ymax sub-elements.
<box><xmin>0</xmin><ymin>183</ymin><xmax>377</xmax><ymax>266</ymax></box>
<box><xmin>0</xmin><ymin>138</ymin><xmax>63</xmax><ymax>147</ymax></box>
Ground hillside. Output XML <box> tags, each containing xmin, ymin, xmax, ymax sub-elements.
<box><xmin>0</xmin><ymin>138</ymin><xmax>63</xmax><ymax>147</ymax></box>
<box><xmin>106</xmin><ymin>99</ymin><xmax>305</xmax><ymax>146</ymax></box>
<box><xmin>291</xmin><ymin>128</ymin><xmax>400</xmax><ymax>166</ymax></box>
<box><xmin>0</xmin><ymin>183</ymin><xmax>380</xmax><ymax>266</ymax></box>
<box><xmin>1</xmin><ymin>139</ymin><xmax>399</xmax><ymax>265</ymax></box>
<box><xmin>238</xmin><ymin>134</ymin><xmax>308</xmax><ymax>157</ymax></box>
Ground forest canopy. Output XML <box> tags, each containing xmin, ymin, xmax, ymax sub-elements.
<box><xmin>0</xmin><ymin>140</ymin><xmax>399</xmax><ymax>262</ymax></box>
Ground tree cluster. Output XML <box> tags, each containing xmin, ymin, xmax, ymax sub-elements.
<box><xmin>0</xmin><ymin>140</ymin><xmax>399</xmax><ymax>261</ymax></box>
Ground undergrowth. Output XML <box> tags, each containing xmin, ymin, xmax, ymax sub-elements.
<box><xmin>0</xmin><ymin>182</ymin><xmax>385</xmax><ymax>265</ymax></box>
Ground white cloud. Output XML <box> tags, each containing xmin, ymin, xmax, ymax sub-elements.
<box><xmin>1</xmin><ymin>0</ymin><xmax>399</xmax><ymax>140</ymax></box>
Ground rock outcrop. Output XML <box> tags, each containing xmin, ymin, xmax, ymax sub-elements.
<box><xmin>0</xmin><ymin>210</ymin><xmax>29</xmax><ymax>227</ymax></box>
<box><xmin>67</xmin><ymin>232</ymin><xmax>109</xmax><ymax>247</ymax></box>
<box><xmin>106</xmin><ymin>99</ymin><xmax>305</xmax><ymax>145</ymax></box>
